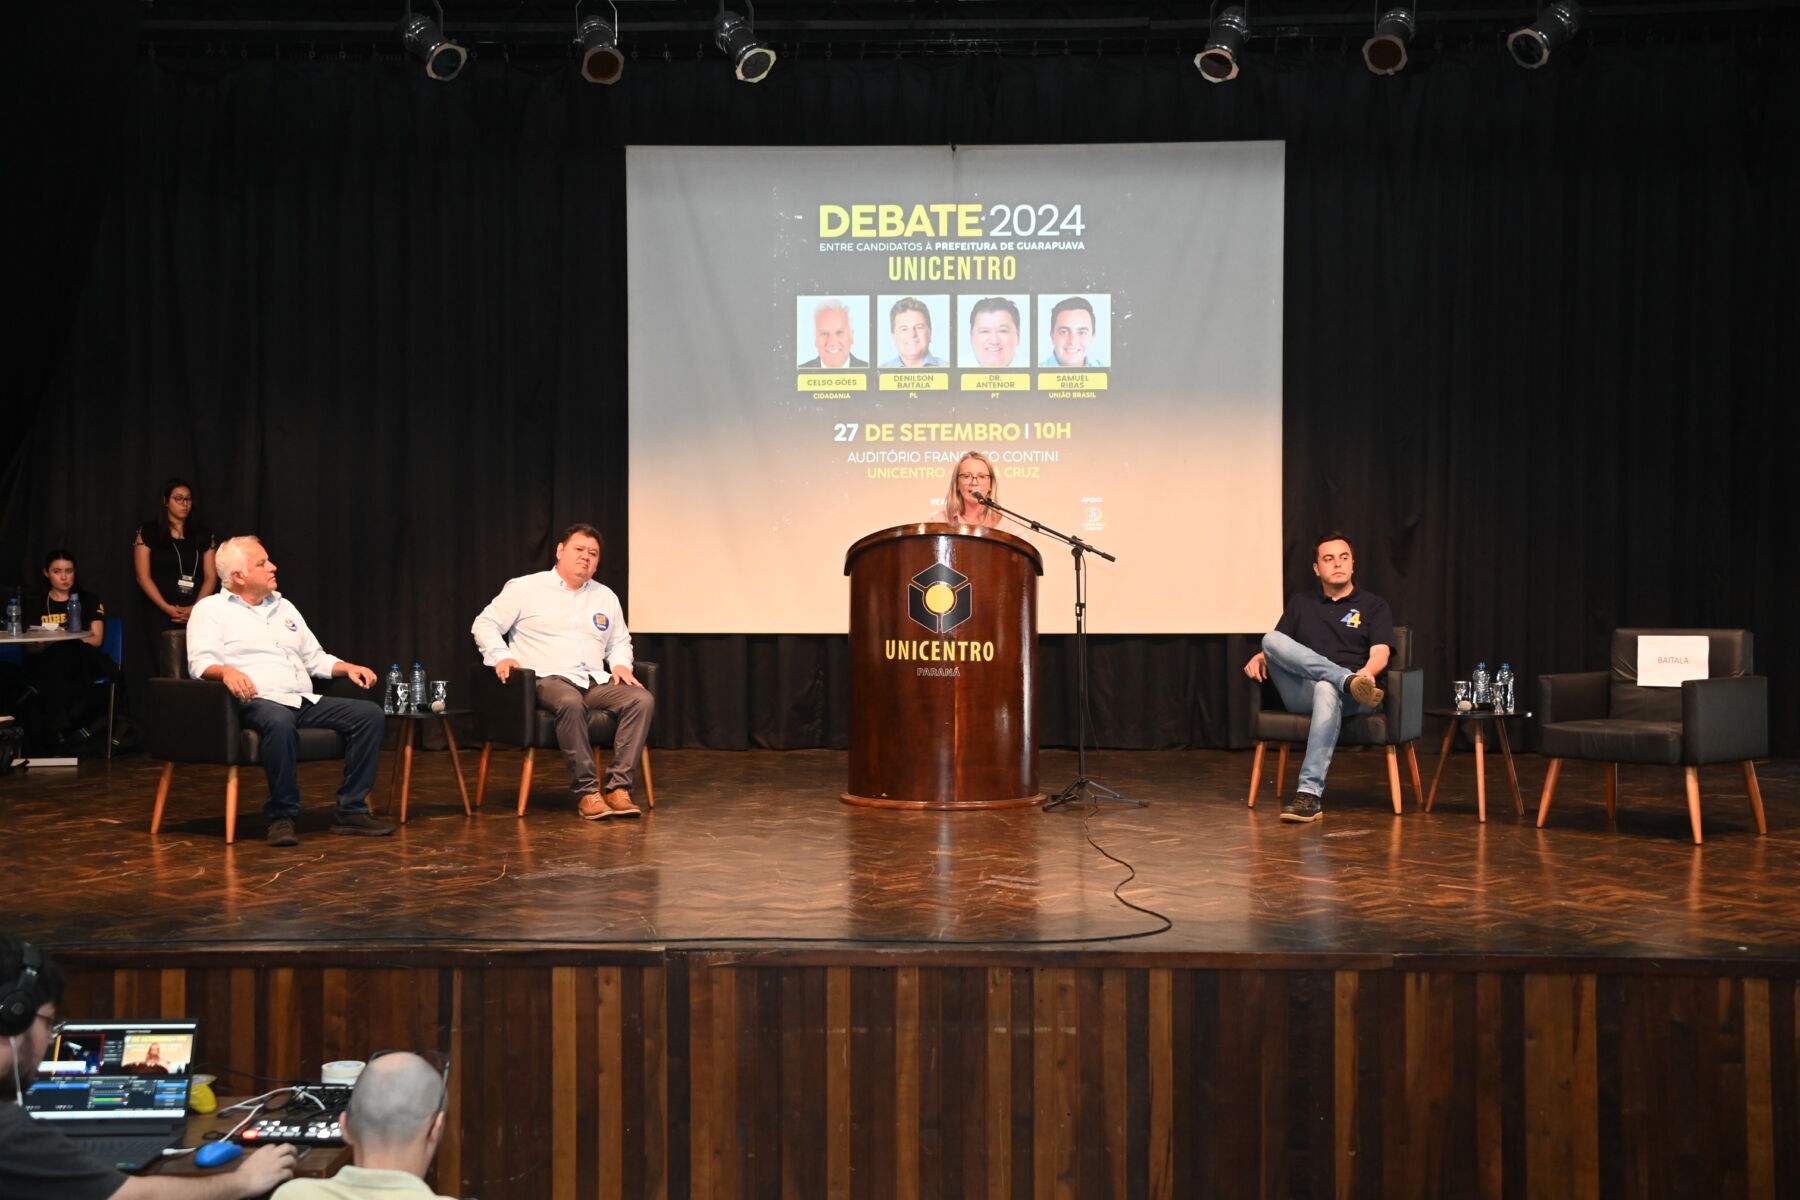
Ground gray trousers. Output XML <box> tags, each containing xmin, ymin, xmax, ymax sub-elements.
<box><xmin>534</xmin><ymin>675</ymin><xmax>655</xmax><ymax>797</ymax></box>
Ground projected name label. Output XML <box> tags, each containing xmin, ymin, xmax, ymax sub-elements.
<box><xmin>798</xmin><ymin>373</ymin><xmax>868</xmax><ymax>391</ymax></box>
<box><xmin>1040</xmin><ymin>373</ymin><xmax>1107</xmax><ymax>391</ymax></box>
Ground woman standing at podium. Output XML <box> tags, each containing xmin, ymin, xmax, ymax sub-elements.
<box><xmin>930</xmin><ymin>451</ymin><xmax>1004</xmax><ymax>527</ymax></box>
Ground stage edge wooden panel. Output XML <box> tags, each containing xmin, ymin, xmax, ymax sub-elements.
<box><xmin>53</xmin><ymin>951</ymin><xmax>1799</xmax><ymax>1200</ymax></box>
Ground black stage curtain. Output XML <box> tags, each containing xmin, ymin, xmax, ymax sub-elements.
<box><xmin>9</xmin><ymin>25</ymin><xmax>1797</xmax><ymax>752</ymax></box>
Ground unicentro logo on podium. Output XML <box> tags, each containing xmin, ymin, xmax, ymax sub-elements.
<box><xmin>906</xmin><ymin>562</ymin><xmax>973</xmax><ymax>634</ymax></box>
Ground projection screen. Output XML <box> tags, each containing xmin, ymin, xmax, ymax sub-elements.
<box><xmin>627</xmin><ymin>142</ymin><xmax>1285</xmax><ymax>634</ymax></box>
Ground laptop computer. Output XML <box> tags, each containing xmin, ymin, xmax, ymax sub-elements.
<box><xmin>23</xmin><ymin>1018</ymin><xmax>199</xmax><ymax>1169</ymax></box>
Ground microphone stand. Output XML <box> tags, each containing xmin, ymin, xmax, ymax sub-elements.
<box><xmin>971</xmin><ymin>493</ymin><xmax>1143</xmax><ymax>810</ymax></box>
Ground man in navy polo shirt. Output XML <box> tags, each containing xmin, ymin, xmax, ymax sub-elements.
<box><xmin>1243</xmin><ymin>532</ymin><xmax>1395</xmax><ymax>823</ymax></box>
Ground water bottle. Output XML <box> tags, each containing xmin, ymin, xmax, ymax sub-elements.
<box><xmin>411</xmin><ymin>663</ymin><xmax>427</xmax><ymax>713</ymax></box>
<box><xmin>1472</xmin><ymin>662</ymin><xmax>1491</xmax><ymax>709</ymax></box>
<box><xmin>1495</xmin><ymin>664</ymin><xmax>1515</xmax><ymax>715</ymax></box>
<box><xmin>67</xmin><ymin>593</ymin><xmax>83</xmax><ymax>638</ymax></box>
<box><xmin>5</xmin><ymin>597</ymin><xmax>20</xmax><ymax>637</ymax></box>
<box><xmin>384</xmin><ymin>665</ymin><xmax>402</xmax><ymax>714</ymax></box>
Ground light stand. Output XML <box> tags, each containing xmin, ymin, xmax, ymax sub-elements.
<box><xmin>971</xmin><ymin>493</ymin><xmax>1143</xmax><ymax>810</ymax></box>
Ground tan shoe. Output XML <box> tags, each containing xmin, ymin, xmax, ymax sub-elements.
<box><xmin>1347</xmin><ymin>674</ymin><xmax>1385</xmax><ymax>708</ymax></box>
<box><xmin>577</xmin><ymin>792</ymin><xmax>612</xmax><ymax>820</ymax></box>
<box><xmin>603</xmin><ymin>788</ymin><xmax>642</xmax><ymax>818</ymax></box>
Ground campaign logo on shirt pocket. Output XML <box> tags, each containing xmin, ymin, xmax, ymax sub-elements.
<box><xmin>285</xmin><ymin>619</ymin><xmax>299</xmax><ymax>632</ymax></box>
<box><xmin>593</xmin><ymin>613</ymin><xmax>610</xmax><ymax>632</ymax></box>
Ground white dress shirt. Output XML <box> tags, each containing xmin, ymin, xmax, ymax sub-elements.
<box><xmin>185</xmin><ymin>590</ymin><xmax>341</xmax><ymax>707</ymax></box>
<box><xmin>471</xmin><ymin>570</ymin><xmax>633</xmax><ymax>689</ymax></box>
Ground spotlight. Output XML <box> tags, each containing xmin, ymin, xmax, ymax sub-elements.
<box><xmin>714</xmin><ymin>10</ymin><xmax>776</xmax><ymax>84</ymax></box>
<box><xmin>1362</xmin><ymin>7</ymin><xmax>1415</xmax><ymax>76</ymax></box>
<box><xmin>1508</xmin><ymin>2</ymin><xmax>1583</xmax><ymax>70</ymax></box>
<box><xmin>577</xmin><ymin>14</ymin><xmax>624</xmax><ymax>84</ymax></box>
<box><xmin>1194</xmin><ymin>6</ymin><xmax>1248</xmax><ymax>84</ymax></box>
<box><xmin>401</xmin><ymin>12</ymin><xmax>467</xmax><ymax>81</ymax></box>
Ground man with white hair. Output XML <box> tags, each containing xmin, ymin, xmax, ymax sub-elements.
<box><xmin>185</xmin><ymin>536</ymin><xmax>392</xmax><ymax>847</ymax></box>
<box><xmin>271</xmin><ymin>1051</ymin><xmax>455</xmax><ymax>1199</ymax></box>
<box><xmin>798</xmin><ymin>299</ymin><xmax>867</xmax><ymax>369</ymax></box>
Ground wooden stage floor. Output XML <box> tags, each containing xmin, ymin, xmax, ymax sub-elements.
<box><xmin>4</xmin><ymin>744</ymin><xmax>1795</xmax><ymax>966</ymax></box>
<box><xmin>5</xmin><ymin>747</ymin><xmax>1797</xmax><ymax>1199</ymax></box>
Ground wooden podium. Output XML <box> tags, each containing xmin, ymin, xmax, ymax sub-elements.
<box><xmin>842</xmin><ymin>523</ymin><xmax>1043</xmax><ymax>809</ymax></box>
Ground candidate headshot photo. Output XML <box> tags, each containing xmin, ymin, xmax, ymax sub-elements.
<box><xmin>797</xmin><ymin>297</ymin><xmax>870</xmax><ymax>370</ymax></box>
<box><xmin>958</xmin><ymin>295</ymin><xmax>1030</xmax><ymax>369</ymax></box>
<box><xmin>1039</xmin><ymin>294</ymin><xmax>1111</xmax><ymax>368</ymax></box>
<box><xmin>878</xmin><ymin>295</ymin><xmax>949</xmax><ymax>368</ymax></box>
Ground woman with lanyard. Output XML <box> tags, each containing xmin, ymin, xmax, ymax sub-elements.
<box><xmin>131</xmin><ymin>477</ymin><xmax>218</xmax><ymax>678</ymax></box>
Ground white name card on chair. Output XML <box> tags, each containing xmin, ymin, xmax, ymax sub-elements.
<box><xmin>1637</xmin><ymin>635</ymin><xmax>1710</xmax><ymax>688</ymax></box>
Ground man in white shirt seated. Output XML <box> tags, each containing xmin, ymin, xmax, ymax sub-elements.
<box><xmin>271</xmin><ymin>1051</ymin><xmax>456</xmax><ymax>1200</ymax></box>
<box><xmin>185</xmin><ymin>537</ymin><xmax>393</xmax><ymax>848</ymax></box>
<box><xmin>470</xmin><ymin>523</ymin><xmax>655</xmax><ymax>820</ymax></box>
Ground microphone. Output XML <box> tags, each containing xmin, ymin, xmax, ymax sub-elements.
<box><xmin>971</xmin><ymin>490</ymin><xmax>989</xmax><ymax>503</ymax></box>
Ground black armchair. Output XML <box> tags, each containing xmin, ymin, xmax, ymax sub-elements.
<box><xmin>142</xmin><ymin>630</ymin><xmax>361</xmax><ymax>844</ymax></box>
<box><xmin>1535</xmin><ymin>628</ymin><xmax>1767</xmax><ymax>844</ymax></box>
<box><xmin>1242</xmin><ymin>626</ymin><xmax>1424</xmax><ymax>814</ymax></box>
<box><xmin>468</xmin><ymin>662</ymin><xmax>659</xmax><ymax>815</ymax></box>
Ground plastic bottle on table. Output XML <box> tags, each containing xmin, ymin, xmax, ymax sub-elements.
<box><xmin>66</xmin><ymin>593</ymin><xmax>83</xmax><ymax>639</ymax></box>
<box><xmin>384</xmin><ymin>665</ymin><xmax>402</xmax><ymax>714</ymax></box>
<box><xmin>5</xmin><ymin>597</ymin><xmax>20</xmax><ymax>637</ymax></box>
<box><xmin>1472</xmin><ymin>662</ymin><xmax>1491</xmax><ymax>709</ymax></box>
<box><xmin>411</xmin><ymin>663</ymin><xmax>427</xmax><ymax>713</ymax></box>
<box><xmin>1495</xmin><ymin>663</ymin><xmax>1515</xmax><ymax>715</ymax></box>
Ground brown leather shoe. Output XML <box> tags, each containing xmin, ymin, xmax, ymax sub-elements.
<box><xmin>577</xmin><ymin>792</ymin><xmax>612</xmax><ymax>820</ymax></box>
<box><xmin>603</xmin><ymin>788</ymin><xmax>642</xmax><ymax>818</ymax></box>
<box><xmin>1346</xmin><ymin>674</ymin><xmax>1385</xmax><ymax>708</ymax></box>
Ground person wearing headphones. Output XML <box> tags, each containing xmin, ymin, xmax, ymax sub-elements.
<box><xmin>0</xmin><ymin>933</ymin><xmax>298</xmax><ymax>1199</ymax></box>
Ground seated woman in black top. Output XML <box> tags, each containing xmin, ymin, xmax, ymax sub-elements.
<box><xmin>21</xmin><ymin>550</ymin><xmax>117</xmax><ymax>754</ymax></box>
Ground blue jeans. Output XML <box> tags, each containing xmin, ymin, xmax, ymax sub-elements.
<box><xmin>1262</xmin><ymin>630</ymin><xmax>1375</xmax><ymax>798</ymax></box>
<box><xmin>239</xmin><ymin>695</ymin><xmax>384</xmax><ymax>819</ymax></box>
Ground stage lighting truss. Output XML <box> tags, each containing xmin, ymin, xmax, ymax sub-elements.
<box><xmin>714</xmin><ymin>5</ymin><xmax>777</xmax><ymax>84</ymax></box>
<box><xmin>401</xmin><ymin>4</ymin><xmax>467</xmax><ymax>81</ymax></box>
<box><xmin>1508</xmin><ymin>2</ymin><xmax>1584</xmax><ymax>69</ymax></box>
<box><xmin>577</xmin><ymin>2</ymin><xmax>625</xmax><ymax>85</ymax></box>
<box><xmin>1195</xmin><ymin>5</ymin><xmax>1249</xmax><ymax>84</ymax></box>
<box><xmin>1362</xmin><ymin>7</ymin><xmax>1415</xmax><ymax>76</ymax></box>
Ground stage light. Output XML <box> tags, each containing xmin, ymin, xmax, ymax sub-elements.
<box><xmin>577</xmin><ymin>12</ymin><xmax>624</xmax><ymax>84</ymax></box>
<box><xmin>1195</xmin><ymin>6</ymin><xmax>1249</xmax><ymax>84</ymax></box>
<box><xmin>1362</xmin><ymin>7</ymin><xmax>1415</xmax><ymax>76</ymax></box>
<box><xmin>401</xmin><ymin>10</ymin><xmax>467</xmax><ymax>81</ymax></box>
<box><xmin>714</xmin><ymin>9</ymin><xmax>776</xmax><ymax>84</ymax></box>
<box><xmin>1508</xmin><ymin>2</ymin><xmax>1583</xmax><ymax>70</ymax></box>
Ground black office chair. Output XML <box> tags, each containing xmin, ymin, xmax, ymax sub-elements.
<box><xmin>1536</xmin><ymin>628</ymin><xmax>1766</xmax><ymax>844</ymax></box>
<box><xmin>141</xmin><ymin>630</ymin><xmax>360</xmax><ymax>844</ymax></box>
<box><xmin>468</xmin><ymin>662</ymin><xmax>658</xmax><ymax>814</ymax></box>
<box><xmin>1242</xmin><ymin>626</ymin><xmax>1424</xmax><ymax>814</ymax></box>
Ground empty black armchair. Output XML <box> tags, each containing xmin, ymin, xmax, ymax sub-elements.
<box><xmin>468</xmin><ymin>662</ymin><xmax>659</xmax><ymax>814</ymax></box>
<box><xmin>141</xmin><ymin>629</ymin><xmax>361</xmax><ymax>844</ymax></box>
<box><xmin>1535</xmin><ymin>628</ymin><xmax>1767</xmax><ymax>844</ymax></box>
<box><xmin>1242</xmin><ymin>626</ymin><xmax>1424</xmax><ymax>814</ymax></box>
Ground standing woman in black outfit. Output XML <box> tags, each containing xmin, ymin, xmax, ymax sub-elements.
<box><xmin>131</xmin><ymin>478</ymin><xmax>218</xmax><ymax>675</ymax></box>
